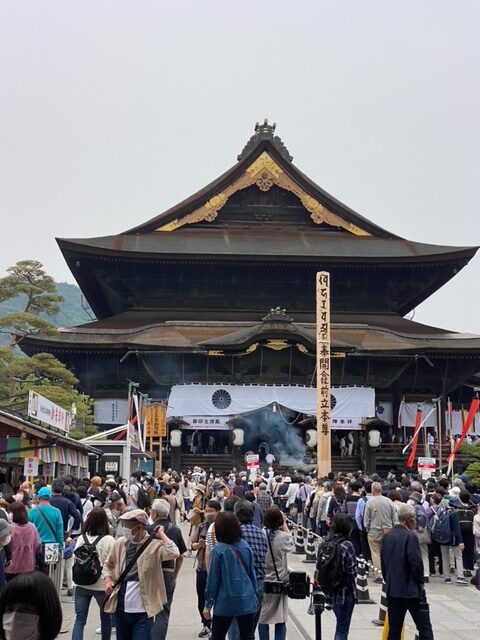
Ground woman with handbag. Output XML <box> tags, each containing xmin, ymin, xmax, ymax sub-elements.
<box><xmin>203</xmin><ymin>511</ymin><xmax>258</xmax><ymax>640</ymax></box>
<box><xmin>258</xmin><ymin>506</ymin><xmax>294</xmax><ymax>640</ymax></box>
<box><xmin>71</xmin><ymin>507</ymin><xmax>115</xmax><ymax>640</ymax></box>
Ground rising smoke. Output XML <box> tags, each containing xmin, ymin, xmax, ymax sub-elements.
<box><xmin>242</xmin><ymin>408</ymin><xmax>306</xmax><ymax>463</ymax></box>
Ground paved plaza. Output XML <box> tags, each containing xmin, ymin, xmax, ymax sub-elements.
<box><xmin>59</xmin><ymin>522</ymin><xmax>479</xmax><ymax>640</ymax></box>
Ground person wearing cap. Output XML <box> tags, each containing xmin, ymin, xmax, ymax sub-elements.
<box><xmin>28</xmin><ymin>487</ymin><xmax>64</xmax><ymax>574</ymax></box>
<box><xmin>148</xmin><ymin>499</ymin><xmax>187</xmax><ymax>640</ymax></box>
<box><xmin>103</xmin><ymin>509</ymin><xmax>179</xmax><ymax>640</ymax></box>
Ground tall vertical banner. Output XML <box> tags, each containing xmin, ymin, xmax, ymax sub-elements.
<box><xmin>316</xmin><ymin>272</ymin><xmax>331</xmax><ymax>477</ymax></box>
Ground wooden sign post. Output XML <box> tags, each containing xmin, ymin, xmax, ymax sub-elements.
<box><xmin>145</xmin><ymin>403</ymin><xmax>167</xmax><ymax>475</ymax></box>
<box><xmin>316</xmin><ymin>271</ymin><xmax>332</xmax><ymax>477</ymax></box>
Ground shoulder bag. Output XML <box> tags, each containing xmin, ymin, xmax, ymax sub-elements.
<box><xmin>37</xmin><ymin>507</ymin><xmax>61</xmax><ymax>564</ymax></box>
<box><xmin>264</xmin><ymin>532</ymin><xmax>309</xmax><ymax>600</ymax></box>
<box><xmin>101</xmin><ymin>534</ymin><xmax>156</xmax><ymax>610</ymax></box>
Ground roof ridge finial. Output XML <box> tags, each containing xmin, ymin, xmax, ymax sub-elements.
<box><xmin>237</xmin><ymin>120</ymin><xmax>293</xmax><ymax>162</ymax></box>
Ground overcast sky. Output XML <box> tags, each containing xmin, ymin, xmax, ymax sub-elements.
<box><xmin>1</xmin><ymin>1</ymin><xmax>479</xmax><ymax>333</ymax></box>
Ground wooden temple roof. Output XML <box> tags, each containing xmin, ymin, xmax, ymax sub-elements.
<box><xmin>57</xmin><ymin>121</ymin><xmax>477</xmax><ymax>265</ymax></box>
<box><xmin>21</xmin><ymin>311</ymin><xmax>480</xmax><ymax>357</ymax></box>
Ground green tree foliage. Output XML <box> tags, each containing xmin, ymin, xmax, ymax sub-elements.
<box><xmin>459</xmin><ymin>441</ymin><xmax>480</xmax><ymax>483</ymax></box>
<box><xmin>0</xmin><ymin>261</ymin><xmax>97</xmax><ymax>438</ymax></box>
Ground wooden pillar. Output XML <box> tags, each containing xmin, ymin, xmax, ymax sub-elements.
<box><xmin>316</xmin><ymin>272</ymin><xmax>332</xmax><ymax>477</ymax></box>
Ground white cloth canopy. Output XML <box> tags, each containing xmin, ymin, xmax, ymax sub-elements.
<box><xmin>167</xmin><ymin>384</ymin><xmax>375</xmax><ymax>430</ymax></box>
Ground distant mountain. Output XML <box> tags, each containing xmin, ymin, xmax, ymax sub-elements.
<box><xmin>0</xmin><ymin>282</ymin><xmax>94</xmax><ymax>344</ymax></box>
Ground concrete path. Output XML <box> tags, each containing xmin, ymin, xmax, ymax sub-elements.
<box><xmin>59</xmin><ymin>524</ymin><xmax>480</xmax><ymax>640</ymax></box>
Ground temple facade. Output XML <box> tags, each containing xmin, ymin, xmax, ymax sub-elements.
<box><xmin>21</xmin><ymin>121</ymin><xmax>480</xmax><ymax>471</ymax></box>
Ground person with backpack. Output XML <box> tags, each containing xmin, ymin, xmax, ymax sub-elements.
<box><xmin>381</xmin><ymin>504</ymin><xmax>434</xmax><ymax>640</ymax></box>
<box><xmin>71</xmin><ymin>507</ymin><xmax>115</xmax><ymax>640</ymax></box>
<box><xmin>409</xmin><ymin>491</ymin><xmax>431</xmax><ymax>582</ymax></box>
<box><xmin>316</xmin><ymin>512</ymin><xmax>357</xmax><ymax>639</ymax></box>
<box><xmin>434</xmin><ymin>500</ymin><xmax>468</xmax><ymax>584</ymax></box>
<box><xmin>316</xmin><ymin>481</ymin><xmax>333</xmax><ymax>537</ymax></box>
<box><xmin>341</xmin><ymin>481</ymin><xmax>362</xmax><ymax>556</ymax></box>
<box><xmin>128</xmin><ymin>472</ymin><xmax>150</xmax><ymax>511</ymax></box>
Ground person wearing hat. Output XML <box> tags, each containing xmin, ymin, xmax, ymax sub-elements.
<box><xmin>28</xmin><ymin>487</ymin><xmax>64</xmax><ymax>574</ymax></box>
<box><xmin>103</xmin><ymin>509</ymin><xmax>179</xmax><ymax>640</ymax></box>
<box><xmin>188</xmin><ymin>484</ymin><xmax>206</xmax><ymax>555</ymax></box>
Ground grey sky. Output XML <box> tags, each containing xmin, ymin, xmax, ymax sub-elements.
<box><xmin>1</xmin><ymin>1</ymin><xmax>479</xmax><ymax>332</ymax></box>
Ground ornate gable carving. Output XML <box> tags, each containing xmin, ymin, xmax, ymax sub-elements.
<box><xmin>156</xmin><ymin>150</ymin><xmax>370</xmax><ymax>236</ymax></box>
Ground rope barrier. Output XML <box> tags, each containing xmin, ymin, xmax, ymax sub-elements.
<box><xmin>285</xmin><ymin>516</ymin><xmax>384</xmax><ymax>578</ymax></box>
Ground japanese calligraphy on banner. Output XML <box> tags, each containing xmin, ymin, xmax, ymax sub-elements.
<box><xmin>183</xmin><ymin>416</ymin><xmax>231</xmax><ymax>430</ymax></box>
<box><xmin>23</xmin><ymin>457</ymin><xmax>39</xmax><ymax>477</ymax></box>
<box><xmin>28</xmin><ymin>390</ymin><xmax>71</xmax><ymax>432</ymax></box>
<box><xmin>316</xmin><ymin>271</ymin><xmax>331</xmax><ymax>476</ymax></box>
<box><xmin>145</xmin><ymin>403</ymin><xmax>167</xmax><ymax>438</ymax></box>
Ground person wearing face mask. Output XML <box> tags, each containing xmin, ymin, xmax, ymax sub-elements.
<box><xmin>103</xmin><ymin>510</ymin><xmax>180</xmax><ymax>640</ymax></box>
<box><xmin>0</xmin><ymin>571</ymin><xmax>63</xmax><ymax>640</ymax></box>
<box><xmin>191</xmin><ymin>500</ymin><xmax>221</xmax><ymax>638</ymax></box>
<box><xmin>380</xmin><ymin>504</ymin><xmax>434</xmax><ymax>640</ymax></box>
<box><xmin>108</xmin><ymin>493</ymin><xmax>136</xmax><ymax>538</ymax></box>
<box><xmin>147</xmin><ymin>499</ymin><xmax>187</xmax><ymax>640</ymax></box>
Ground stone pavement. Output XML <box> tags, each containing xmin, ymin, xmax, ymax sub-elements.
<box><xmin>59</xmin><ymin>524</ymin><xmax>480</xmax><ymax>640</ymax></box>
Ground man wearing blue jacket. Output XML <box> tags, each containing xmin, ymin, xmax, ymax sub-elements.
<box><xmin>381</xmin><ymin>504</ymin><xmax>434</xmax><ymax>640</ymax></box>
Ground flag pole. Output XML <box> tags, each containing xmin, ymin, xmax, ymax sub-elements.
<box><xmin>316</xmin><ymin>272</ymin><xmax>331</xmax><ymax>478</ymax></box>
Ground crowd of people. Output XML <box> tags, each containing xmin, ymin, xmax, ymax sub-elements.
<box><xmin>0</xmin><ymin>464</ymin><xmax>477</xmax><ymax>640</ymax></box>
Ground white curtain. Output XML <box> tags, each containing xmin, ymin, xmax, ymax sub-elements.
<box><xmin>167</xmin><ymin>384</ymin><xmax>375</xmax><ymax>430</ymax></box>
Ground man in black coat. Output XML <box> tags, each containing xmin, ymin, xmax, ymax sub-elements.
<box><xmin>381</xmin><ymin>504</ymin><xmax>434</xmax><ymax>640</ymax></box>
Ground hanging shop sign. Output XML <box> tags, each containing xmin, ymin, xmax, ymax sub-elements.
<box><xmin>28</xmin><ymin>391</ymin><xmax>71</xmax><ymax>432</ymax></box>
<box><xmin>23</xmin><ymin>457</ymin><xmax>39</xmax><ymax>477</ymax></box>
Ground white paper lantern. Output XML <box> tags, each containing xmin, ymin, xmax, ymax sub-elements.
<box><xmin>170</xmin><ymin>429</ymin><xmax>182</xmax><ymax>447</ymax></box>
<box><xmin>368</xmin><ymin>429</ymin><xmax>381</xmax><ymax>448</ymax></box>
<box><xmin>305</xmin><ymin>429</ymin><xmax>317</xmax><ymax>448</ymax></box>
<box><xmin>232</xmin><ymin>428</ymin><xmax>244</xmax><ymax>446</ymax></box>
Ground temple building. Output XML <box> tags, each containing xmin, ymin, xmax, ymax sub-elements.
<box><xmin>21</xmin><ymin>121</ymin><xmax>480</xmax><ymax>472</ymax></box>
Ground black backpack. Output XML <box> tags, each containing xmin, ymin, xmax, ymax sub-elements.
<box><xmin>315</xmin><ymin>536</ymin><xmax>347</xmax><ymax>592</ymax></box>
<box><xmin>136</xmin><ymin>485</ymin><xmax>151</xmax><ymax>510</ymax></box>
<box><xmin>456</xmin><ymin>509</ymin><xmax>474</xmax><ymax>534</ymax></box>
<box><xmin>72</xmin><ymin>535</ymin><xmax>103</xmax><ymax>586</ymax></box>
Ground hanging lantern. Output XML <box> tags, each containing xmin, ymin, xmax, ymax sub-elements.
<box><xmin>305</xmin><ymin>429</ymin><xmax>317</xmax><ymax>448</ymax></box>
<box><xmin>368</xmin><ymin>429</ymin><xmax>381</xmax><ymax>448</ymax></box>
<box><xmin>232</xmin><ymin>428</ymin><xmax>244</xmax><ymax>446</ymax></box>
<box><xmin>170</xmin><ymin>429</ymin><xmax>182</xmax><ymax>448</ymax></box>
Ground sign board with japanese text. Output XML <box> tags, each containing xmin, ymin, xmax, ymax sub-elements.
<box><xmin>246</xmin><ymin>453</ymin><xmax>260</xmax><ymax>469</ymax></box>
<box><xmin>316</xmin><ymin>271</ymin><xmax>331</xmax><ymax>477</ymax></box>
<box><xmin>145</xmin><ymin>403</ymin><xmax>167</xmax><ymax>438</ymax></box>
<box><xmin>23</xmin><ymin>457</ymin><xmax>39</xmax><ymax>477</ymax></box>
<box><xmin>28</xmin><ymin>391</ymin><xmax>71</xmax><ymax>432</ymax></box>
<box><xmin>418</xmin><ymin>457</ymin><xmax>436</xmax><ymax>479</ymax></box>
<box><xmin>94</xmin><ymin>399</ymin><xmax>128</xmax><ymax>425</ymax></box>
<box><xmin>182</xmin><ymin>416</ymin><xmax>231</xmax><ymax>430</ymax></box>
